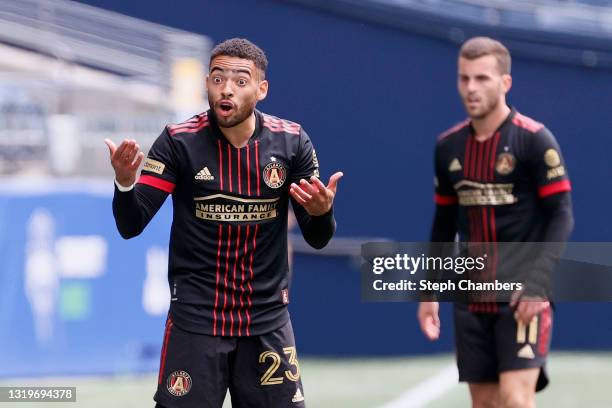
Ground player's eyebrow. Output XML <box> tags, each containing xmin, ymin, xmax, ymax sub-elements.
<box><xmin>210</xmin><ymin>66</ymin><xmax>252</xmax><ymax>77</ymax></box>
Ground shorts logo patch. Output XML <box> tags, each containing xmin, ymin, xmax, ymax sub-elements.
<box><xmin>292</xmin><ymin>386</ymin><xmax>304</xmax><ymax>403</ymax></box>
<box><xmin>517</xmin><ymin>344</ymin><xmax>535</xmax><ymax>359</ymax></box>
<box><xmin>167</xmin><ymin>370</ymin><xmax>192</xmax><ymax>396</ymax></box>
<box><xmin>495</xmin><ymin>152</ymin><xmax>515</xmax><ymax>175</ymax></box>
<box><xmin>263</xmin><ymin>159</ymin><xmax>287</xmax><ymax>189</ymax></box>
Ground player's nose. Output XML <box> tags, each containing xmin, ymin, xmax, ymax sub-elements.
<box><xmin>221</xmin><ymin>82</ymin><xmax>234</xmax><ymax>98</ymax></box>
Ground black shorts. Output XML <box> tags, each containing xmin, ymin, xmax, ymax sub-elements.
<box><xmin>154</xmin><ymin>317</ymin><xmax>305</xmax><ymax>408</ymax></box>
<box><xmin>453</xmin><ymin>303</ymin><xmax>553</xmax><ymax>392</ymax></box>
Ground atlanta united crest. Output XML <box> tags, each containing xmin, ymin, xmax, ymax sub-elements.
<box><xmin>495</xmin><ymin>152</ymin><xmax>516</xmax><ymax>175</ymax></box>
<box><xmin>167</xmin><ymin>370</ymin><xmax>192</xmax><ymax>396</ymax></box>
<box><xmin>263</xmin><ymin>160</ymin><xmax>287</xmax><ymax>189</ymax></box>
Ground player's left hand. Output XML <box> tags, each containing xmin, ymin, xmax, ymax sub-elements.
<box><xmin>510</xmin><ymin>291</ymin><xmax>550</xmax><ymax>325</ymax></box>
<box><xmin>289</xmin><ymin>172</ymin><xmax>343</xmax><ymax>216</ymax></box>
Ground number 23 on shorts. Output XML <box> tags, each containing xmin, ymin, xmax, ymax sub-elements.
<box><xmin>259</xmin><ymin>346</ymin><xmax>301</xmax><ymax>385</ymax></box>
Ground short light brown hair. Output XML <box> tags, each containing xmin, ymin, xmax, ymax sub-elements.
<box><xmin>459</xmin><ymin>37</ymin><xmax>511</xmax><ymax>75</ymax></box>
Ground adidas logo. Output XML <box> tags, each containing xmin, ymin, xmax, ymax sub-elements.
<box><xmin>517</xmin><ymin>344</ymin><xmax>535</xmax><ymax>359</ymax></box>
<box><xmin>195</xmin><ymin>167</ymin><xmax>214</xmax><ymax>181</ymax></box>
<box><xmin>292</xmin><ymin>387</ymin><xmax>304</xmax><ymax>403</ymax></box>
<box><xmin>449</xmin><ymin>158</ymin><xmax>462</xmax><ymax>172</ymax></box>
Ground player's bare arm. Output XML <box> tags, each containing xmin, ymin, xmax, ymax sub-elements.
<box><xmin>104</xmin><ymin>138</ymin><xmax>145</xmax><ymax>187</ymax></box>
<box><xmin>289</xmin><ymin>172</ymin><xmax>343</xmax><ymax>216</ymax></box>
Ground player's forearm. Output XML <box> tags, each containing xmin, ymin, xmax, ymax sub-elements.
<box><xmin>294</xmin><ymin>204</ymin><xmax>336</xmax><ymax>249</ymax></box>
<box><xmin>112</xmin><ymin>183</ymin><xmax>168</xmax><ymax>239</ymax></box>
<box><xmin>430</xmin><ymin>205</ymin><xmax>458</xmax><ymax>242</ymax></box>
<box><xmin>423</xmin><ymin>205</ymin><xmax>458</xmax><ymax>301</ymax></box>
<box><xmin>525</xmin><ymin>192</ymin><xmax>574</xmax><ymax>297</ymax></box>
<box><xmin>541</xmin><ymin>192</ymin><xmax>574</xmax><ymax>243</ymax></box>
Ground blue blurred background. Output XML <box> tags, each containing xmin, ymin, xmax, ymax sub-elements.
<box><xmin>1</xmin><ymin>0</ymin><xmax>611</xmax><ymax>380</ymax></box>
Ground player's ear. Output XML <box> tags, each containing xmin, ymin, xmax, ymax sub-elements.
<box><xmin>257</xmin><ymin>79</ymin><xmax>269</xmax><ymax>102</ymax></box>
<box><xmin>502</xmin><ymin>74</ymin><xmax>512</xmax><ymax>94</ymax></box>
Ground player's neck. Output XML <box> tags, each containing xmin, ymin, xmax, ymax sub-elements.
<box><xmin>471</xmin><ymin>104</ymin><xmax>511</xmax><ymax>142</ymax></box>
<box><xmin>219</xmin><ymin>113</ymin><xmax>256</xmax><ymax>148</ymax></box>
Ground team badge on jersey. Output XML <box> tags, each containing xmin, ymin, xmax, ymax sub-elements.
<box><xmin>544</xmin><ymin>149</ymin><xmax>561</xmax><ymax>167</ymax></box>
<box><xmin>167</xmin><ymin>370</ymin><xmax>192</xmax><ymax>396</ymax></box>
<box><xmin>495</xmin><ymin>152</ymin><xmax>516</xmax><ymax>175</ymax></box>
<box><xmin>545</xmin><ymin>149</ymin><xmax>565</xmax><ymax>180</ymax></box>
<box><xmin>263</xmin><ymin>159</ymin><xmax>287</xmax><ymax>189</ymax></box>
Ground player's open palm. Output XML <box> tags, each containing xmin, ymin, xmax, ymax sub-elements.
<box><xmin>290</xmin><ymin>172</ymin><xmax>343</xmax><ymax>216</ymax></box>
<box><xmin>104</xmin><ymin>138</ymin><xmax>145</xmax><ymax>187</ymax></box>
<box><xmin>418</xmin><ymin>301</ymin><xmax>441</xmax><ymax>341</ymax></box>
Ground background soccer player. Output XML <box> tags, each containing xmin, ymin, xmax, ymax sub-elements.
<box><xmin>105</xmin><ymin>38</ymin><xmax>342</xmax><ymax>408</ymax></box>
<box><xmin>418</xmin><ymin>37</ymin><xmax>574</xmax><ymax>408</ymax></box>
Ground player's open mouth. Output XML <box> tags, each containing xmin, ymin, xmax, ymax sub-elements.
<box><xmin>217</xmin><ymin>101</ymin><xmax>235</xmax><ymax>116</ymax></box>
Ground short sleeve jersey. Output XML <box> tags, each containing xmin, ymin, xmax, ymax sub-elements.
<box><xmin>139</xmin><ymin>109</ymin><xmax>319</xmax><ymax>336</ymax></box>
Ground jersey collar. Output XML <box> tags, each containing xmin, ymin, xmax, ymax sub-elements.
<box><xmin>207</xmin><ymin>108</ymin><xmax>262</xmax><ymax>146</ymax></box>
<box><xmin>468</xmin><ymin>105</ymin><xmax>517</xmax><ymax>138</ymax></box>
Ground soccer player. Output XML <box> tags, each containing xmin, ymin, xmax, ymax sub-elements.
<box><xmin>105</xmin><ymin>38</ymin><xmax>342</xmax><ymax>408</ymax></box>
<box><xmin>418</xmin><ymin>37</ymin><xmax>574</xmax><ymax>408</ymax></box>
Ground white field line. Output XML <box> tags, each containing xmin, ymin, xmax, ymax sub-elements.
<box><xmin>378</xmin><ymin>363</ymin><xmax>458</xmax><ymax>408</ymax></box>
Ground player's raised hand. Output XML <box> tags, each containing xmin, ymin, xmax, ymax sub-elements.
<box><xmin>289</xmin><ymin>172</ymin><xmax>343</xmax><ymax>216</ymax></box>
<box><xmin>104</xmin><ymin>138</ymin><xmax>145</xmax><ymax>187</ymax></box>
<box><xmin>418</xmin><ymin>301</ymin><xmax>441</xmax><ymax>341</ymax></box>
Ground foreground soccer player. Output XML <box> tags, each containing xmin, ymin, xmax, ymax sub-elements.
<box><xmin>418</xmin><ymin>37</ymin><xmax>574</xmax><ymax>408</ymax></box>
<box><xmin>105</xmin><ymin>38</ymin><xmax>342</xmax><ymax>408</ymax></box>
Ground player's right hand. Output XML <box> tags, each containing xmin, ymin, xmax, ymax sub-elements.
<box><xmin>418</xmin><ymin>301</ymin><xmax>441</xmax><ymax>341</ymax></box>
<box><xmin>104</xmin><ymin>138</ymin><xmax>145</xmax><ymax>187</ymax></box>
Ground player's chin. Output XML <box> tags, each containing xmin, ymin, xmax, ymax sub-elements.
<box><xmin>467</xmin><ymin>109</ymin><xmax>486</xmax><ymax>120</ymax></box>
<box><xmin>216</xmin><ymin>115</ymin><xmax>240</xmax><ymax>128</ymax></box>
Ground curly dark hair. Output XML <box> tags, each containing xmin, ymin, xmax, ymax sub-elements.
<box><xmin>210</xmin><ymin>38</ymin><xmax>268</xmax><ymax>77</ymax></box>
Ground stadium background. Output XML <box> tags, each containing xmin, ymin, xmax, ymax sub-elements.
<box><xmin>1</xmin><ymin>0</ymin><xmax>611</xmax><ymax>406</ymax></box>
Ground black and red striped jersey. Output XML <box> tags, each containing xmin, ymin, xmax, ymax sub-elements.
<box><xmin>112</xmin><ymin>109</ymin><xmax>335</xmax><ymax>336</ymax></box>
<box><xmin>430</xmin><ymin>107</ymin><xmax>574</xmax><ymax>309</ymax></box>
<box><xmin>433</xmin><ymin>107</ymin><xmax>571</xmax><ymax>243</ymax></box>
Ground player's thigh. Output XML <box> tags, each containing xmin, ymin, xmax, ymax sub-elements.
<box><xmin>495</xmin><ymin>304</ymin><xmax>552</xmax><ymax>392</ymax></box>
<box><xmin>454</xmin><ymin>303</ymin><xmax>499</xmax><ymax>383</ymax></box>
<box><xmin>498</xmin><ymin>368</ymin><xmax>539</xmax><ymax>408</ymax></box>
<box><xmin>468</xmin><ymin>383</ymin><xmax>501</xmax><ymax>408</ymax></box>
<box><xmin>154</xmin><ymin>316</ymin><xmax>234</xmax><ymax>408</ymax></box>
<box><xmin>229</xmin><ymin>319</ymin><xmax>305</xmax><ymax>408</ymax></box>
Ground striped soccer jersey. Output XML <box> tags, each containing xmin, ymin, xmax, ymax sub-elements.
<box><xmin>120</xmin><ymin>109</ymin><xmax>332</xmax><ymax>336</ymax></box>
<box><xmin>432</xmin><ymin>107</ymin><xmax>572</xmax><ymax>310</ymax></box>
